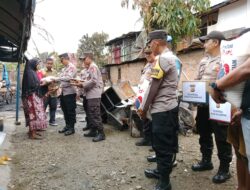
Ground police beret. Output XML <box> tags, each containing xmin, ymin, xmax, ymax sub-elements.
<box><xmin>79</xmin><ymin>52</ymin><xmax>94</xmax><ymax>60</ymax></box>
<box><xmin>148</xmin><ymin>30</ymin><xmax>168</xmax><ymax>43</ymax></box>
<box><xmin>199</xmin><ymin>31</ymin><xmax>225</xmax><ymax>43</ymax></box>
<box><xmin>58</xmin><ymin>53</ymin><xmax>69</xmax><ymax>59</ymax></box>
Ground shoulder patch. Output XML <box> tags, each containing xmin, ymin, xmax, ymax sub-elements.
<box><xmin>151</xmin><ymin>60</ymin><xmax>164</xmax><ymax>79</ymax></box>
<box><xmin>90</xmin><ymin>66</ymin><xmax>96</xmax><ymax>73</ymax></box>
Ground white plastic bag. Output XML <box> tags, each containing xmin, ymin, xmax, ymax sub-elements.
<box><xmin>218</xmin><ymin>32</ymin><xmax>250</xmax><ymax>108</ymax></box>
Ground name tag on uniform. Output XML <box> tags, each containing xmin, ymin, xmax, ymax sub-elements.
<box><xmin>182</xmin><ymin>81</ymin><xmax>207</xmax><ymax>103</ymax></box>
<box><xmin>209</xmin><ymin>96</ymin><xmax>231</xmax><ymax>123</ymax></box>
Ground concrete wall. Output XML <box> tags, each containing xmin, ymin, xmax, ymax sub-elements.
<box><xmin>109</xmin><ymin>50</ymin><xmax>205</xmax><ymax>89</ymax></box>
<box><xmin>109</xmin><ymin>60</ymin><xmax>146</xmax><ymax>86</ymax></box>
<box><xmin>208</xmin><ymin>0</ymin><xmax>249</xmax><ymax>33</ymax></box>
<box><xmin>178</xmin><ymin>49</ymin><xmax>205</xmax><ymax>88</ymax></box>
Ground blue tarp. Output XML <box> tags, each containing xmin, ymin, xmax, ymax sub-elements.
<box><xmin>1</xmin><ymin>64</ymin><xmax>10</xmax><ymax>89</ymax></box>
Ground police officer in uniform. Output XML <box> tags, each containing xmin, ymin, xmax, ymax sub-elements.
<box><xmin>138</xmin><ymin>30</ymin><xmax>179</xmax><ymax>190</ymax></box>
<box><xmin>79</xmin><ymin>61</ymin><xmax>89</xmax><ymax>131</ymax></box>
<box><xmin>135</xmin><ymin>46</ymin><xmax>155</xmax><ymax>146</ymax></box>
<box><xmin>192</xmin><ymin>31</ymin><xmax>232</xmax><ymax>184</ymax></box>
<box><xmin>57</xmin><ymin>53</ymin><xmax>77</xmax><ymax>136</ymax></box>
<box><xmin>74</xmin><ymin>58</ymin><xmax>90</xmax><ymax>131</ymax></box>
<box><xmin>75</xmin><ymin>52</ymin><xmax>105</xmax><ymax>142</ymax></box>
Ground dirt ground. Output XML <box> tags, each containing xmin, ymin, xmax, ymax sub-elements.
<box><xmin>0</xmin><ymin>104</ymin><xmax>238</xmax><ymax>190</ymax></box>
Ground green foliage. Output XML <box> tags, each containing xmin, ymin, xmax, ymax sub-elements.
<box><xmin>77</xmin><ymin>32</ymin><xmax>109</xmax><ymax>67</ymax></box>
<box><xmin>121</xmin><ymin>0</ymin><xmax>210</xmax><ymax>49</ymax></box>
<box><xmin>4</xmin><ymin>63</ymin><xmax>16</xmax><ymax>71</ymax></box>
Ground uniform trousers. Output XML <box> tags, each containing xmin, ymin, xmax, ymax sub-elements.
<box><xmin>196</xmin><ymin>106</ymin><xmax>232</xmax><ymax>170</ymax></box>
<box><xmin>87</xmin><ymin>98</ymin><xmax>103</xmax><ymax>131</ymax></box>
<box><xmin>143</xmin><ymin>118</ymin><xmax>152</xmax><ymax>140</ymax></box>
<box><xmin>152</xmin><ymin>106</ymin><xmax>179</xmax><ymax>176</ymax></box>
<box><xmin>82</xmin><ymin>96</ymin><xmax>89</xmax><ymax>126</ymax></box>
<box><xmin>60</xmin><ymin>94</ymin><xmax>76</xmax><ymax>128</ymax></box>
<box><xmin>44</xmin><ymin>96</ymin><xmax>57</xmax><ymax>123</ymax></box>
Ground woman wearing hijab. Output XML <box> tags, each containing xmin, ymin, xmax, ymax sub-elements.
<box><xmin>22</xmin><ymin>58</ymin><xmax>47</xmax><ymax>139</ymax></box>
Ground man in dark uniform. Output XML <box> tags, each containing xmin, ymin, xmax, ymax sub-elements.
<box><xmin>75</xmin><ymin>52</ymin><xmax>105</xmax><ymax>142</ymax></box>
<box><xmin>138</xmin><ymin>30</ymin><xmax>179</xmax><ymax>190</ymax></box>
<box><xmin>57</xmin><ymin>53</ymin><xmax>77</xmax><ymax>136</ymax></box>
<box><xmin>191</xmin><ymin>31</ymin><xmax>232</xmax><ymax>184</ymax></box>
<box><xmin>135</xmin><ymin>46</ymin><xmax>155</xmax><ymax>146</ymax></box>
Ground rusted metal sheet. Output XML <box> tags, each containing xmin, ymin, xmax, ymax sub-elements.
<box><xmin>101</xmin><ymin>81</ymin><xmax>136</xmax><ymax>130</ymax></box>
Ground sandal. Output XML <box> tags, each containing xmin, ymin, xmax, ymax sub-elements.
<box><xmin>0</xmin><ymin>155</ymin><xmax>12</xmax><ymax>161</ymax></box>
<box><xmin>28</xmin><ymin>131</ymin><xmax>43</xmax><ymax>140</ymax></box>
<box><xmin>36</xmin><ymin>129</ymin><xmax>46</xmax><ymax>132</ymax></box>
<box><xmin>27</xmin><ymin>131</ymin><xmax>42</xmax><ymax>136</ymax></box>
<box><xmin>35</xmin><ymin>132</ymin><xmax>42</xmax><ymax>136</ymax></box>
<box><xmin>0</xmin><ymin>158</ymin><xmax>7</xmax><ymax>165</ymax></box>
<box><xmin>29</xmin><ymin>135</ymin><xmax>43</xmax><ymax>140</ymax></box>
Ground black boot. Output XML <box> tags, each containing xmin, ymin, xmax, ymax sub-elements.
<box><xmin>212</xmin><ymin>165</ymin><xmax>231</xmax><ymax>184</ymax></box>
<box><xmin>58</xmin><ymin>125</ymin><xmax>69</xmax><ymax>133</ymax></box>
<box><xmin>82</xmin><ymin>125</ymin><xmax>90</xmax><ymax>131</ymax></box>
<box><xmin>172</xmin><ymin>154</ymin><xmax>177</xmax><ymax>168</ymax></box>
<box><xmin>172</xmin><ymin>160</ymin><xmax>178</xmax><ymax>168</ymax></box>
<box><xmin>144</xmin><ymin>168</ymin><xmax>160</xmax><ymax>179</ymax></box>
<box><xmin>92</xmin><ymin>131</ymin><xmax>105</xmax><ymax>142</ymax></box>
<box><xmin>147</xmin><ymin>155</ymin><xmax>156</xmax><ymax>162</ymax></box>
<box><xmin>64</xmin><ymin>127</ymin><xmax>75</xmax><ymax>136</ymax></box>
<box><xmin>191</xmin><ymin>158</ymin><xmax>213</xmax><ymax>171</ymax></box>
<box><xmin>135</xmin><ymin>138</ymin><xmax>152</xmax><ymax>146</ymax></box>
<box><xmin>84</xmin><ymin>129</ymin><xmax>97</xmax><ymax>137</ymax></box>
<box><xmin>154</xmin><ymin>175</ymin><xmax>171</xmax><ymax>190</ymax></box>
<box><xmin>83</xmin><ymin>117</ymin><xmax>90</xmax><ymax>131</ymax></box>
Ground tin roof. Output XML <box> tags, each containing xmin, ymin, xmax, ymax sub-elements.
<box><xmin>105</xmin><ymin>31</ymin><xmax>141</xmax><ymax>46</ymax></box>
<box><xmin>0</xmin><ymin>0</ymin><xmax>35</xmax><ymax>62</ymax></box>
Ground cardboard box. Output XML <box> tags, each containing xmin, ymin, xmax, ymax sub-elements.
<box><xmin>182</xmin><ymin>80</ymin><xmax>210</xmax><ymax>104</ymax></box>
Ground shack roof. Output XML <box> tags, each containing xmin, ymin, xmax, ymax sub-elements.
<box><xmin>201</xmin><ymin>0</ymin><xmax>239</xmax><ymax>15</ymax></box>
<box><xmin>105</xmin><ymin>31</ymin><xmax>141</xmax><ymax>46</ymax></box>
<box><xmin>0</xmin><ymin>0</ymin><xmax>35</xmax><ymax>62</ymax></box>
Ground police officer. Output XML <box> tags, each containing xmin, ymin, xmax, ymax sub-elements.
<box><xmin>76</xmin><ymin>52</ymin><xmax>105</xmax><ymax>142</ymax></box>
<box><xmin>57</xmin><ymin>53</ymin><xmax>77</xmax><ymax>136</ymax></box>
<box><xmin>191</xmin><ymin>31</ymin><xmax>232</xmax><ymax>184</ymax></box>
<box><xmin>78</xmin><ymin>60</ymin><xmax>89</xmax><ymax>131</ymax></box>
<box><xmin>135</xmin><ymin>46</ymin><xmax>155</xmax><ymax>146</ymax></box>
<box><xmin>138</xmin><ymin>30</ymin><xmax>179</xmax><ymax>190</ymax></box>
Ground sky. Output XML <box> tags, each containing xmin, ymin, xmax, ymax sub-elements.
<box><xmin>27</xmin><ymin>0</ymin><xmax>143</xmax><ymax>57</ymax></box>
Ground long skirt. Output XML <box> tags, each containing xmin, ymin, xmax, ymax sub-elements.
<box><xmin>22</xmin><ymin>93</ymin><xmax>47</xmax><ymax>131</ymax></box>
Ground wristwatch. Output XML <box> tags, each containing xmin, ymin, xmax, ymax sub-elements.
<box><xmin>210</xmin><ymin>82</ymin><xmax>221</xmax><ymax>92</ymax></box>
